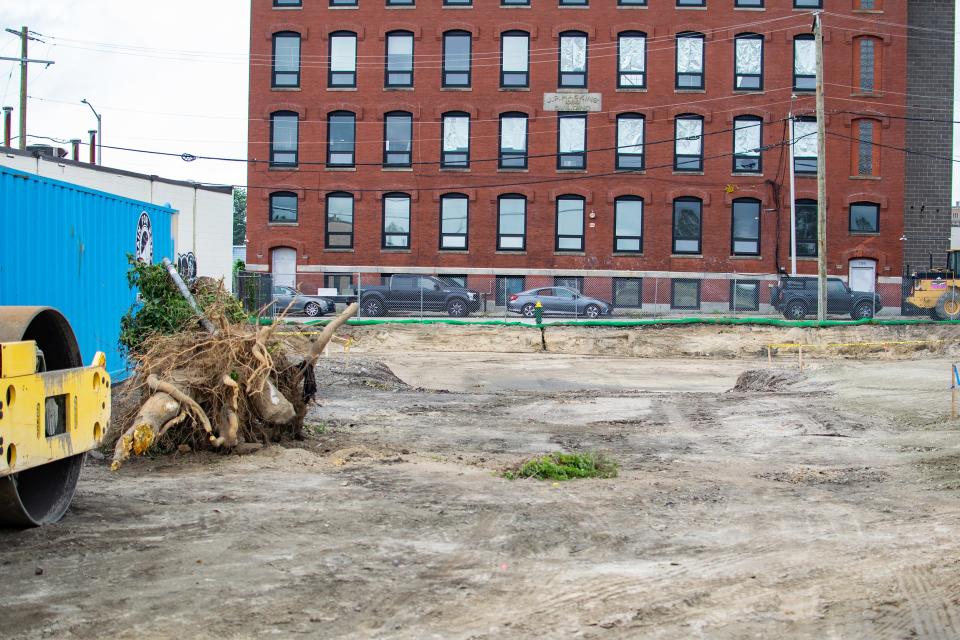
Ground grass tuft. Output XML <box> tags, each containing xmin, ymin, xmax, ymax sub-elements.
<box><xmin>503</xmin><ymin>451</ymin><xmax>618</xmax><ymax>481</ymax></box>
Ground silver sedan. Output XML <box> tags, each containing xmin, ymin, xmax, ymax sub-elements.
<box><xmin>272</xmin><ymin>286</ymin><xmax>335</xmax><ymax>317</ymax></box>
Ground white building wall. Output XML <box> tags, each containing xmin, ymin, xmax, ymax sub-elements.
<box><xmin>0</xmin><ymin>152</ymin><xmax>234</xmax><ymax>289</ymax></box>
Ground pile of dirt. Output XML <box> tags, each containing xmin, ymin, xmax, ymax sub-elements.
<box><xmin>733</xmin><ymin>369</ymin><xmax>807</xmax><ymax>392</ymax></box>
<box><xmin>314</xmin><ymin>355</ymin><xmax>409</xmax><ymax>392</ymax></box>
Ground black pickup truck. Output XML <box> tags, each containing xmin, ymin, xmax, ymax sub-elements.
<box><xmin>358</xmin><ymin>275</ymin><xmax>483</xmax><ymax>317</ymax></box>
<box><xmin>771</xmin><ymin>276</ymin><xmax>882</xmax><ymax>320</ymax></box>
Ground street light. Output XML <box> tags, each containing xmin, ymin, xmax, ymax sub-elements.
<box><xmin>80</xmin><ymin>98</ymin><xmax>101</xmax><ymax>165</ymax></box>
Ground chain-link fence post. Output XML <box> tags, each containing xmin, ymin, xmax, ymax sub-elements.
<box><xmin>732</xmin><ymin>272</ymin><xmax>738</xmax><ymax>318</ymax></box>
<box><xmin>357</xmin><ymin>272</ymin><xmax>363</xmax><ymax>319</ymax></box>
<box><xmin>654</xmin><ymin>277</ymin><xmax>660</xmax><ymax>319</ymax></box>
<box><xmin>420</xmin><ymin>282</ymin><xmax>424</xmax><ymax>321</ymax></box>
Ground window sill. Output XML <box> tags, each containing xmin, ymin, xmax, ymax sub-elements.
<box><xmin>272</xmin><ymin>5</ymin><xmax>302</xmax><ymax>9</ymax></box>
<box><xmin>385</xmin><ymin>5</ymin><xmax>416</xmax><ymax>8</ymax></box>
<box><xmin>732</xmin><ymin>90</ymin><xmax>764</xmax><ymax>94</ymax></box>
<box><xmin>612</xmin><ymin>252</ymin><xmax>644</xmax><ymax>257</ymax></box>
<box><xmin>795</xmin><ymin>173</ymin><xmax>817</xmax><ymax>178</ymax></box>
<box><xmin>382</xmin><ymin>167</ymin><xmax>413</xmax><ymax>172</ymax></box>
<box><xmin>500</xmin><ymin>5</ymin><xmax>532</xmax><ymax>8</ymax></box>
<box><xmin>323</xmin><ymin>248</ymin><xmax>355</xmax><ymax>253</ymax></box>
<box><xmin>495</xmin><ymin>250</ymin><xmax>526</xmax><ymax>255</ymax></box>
<box><xmin>671</xmin><ymin>254</ymin><xmax>703</xmax><ymax>259</ymax></box>
<box><xmin>675</xmin><ymin>89</ymin><xmax>706</xmax><ymax>93</ymax></box>
<box><xmin>327</xmin><ymin>87</ymin><xmax>358</xmax><ymax>92</ymax></box>
<box><xmin>440</xmin><ymin>168</ymin><xmax>471</xmax><ymax>172</ymax></box>
<box><xmin>499</xmin><ymin>87</ymin><xmax>530</xmax><ymax>92</ymax></box>
<box><xmin>554</xmin><ymin>251</ymin><xmax>586</xmax><ymax>256</ymax></box>
<box><xmin>850</xmin><ymin>232</ymin><xmax>880</xmax><ymax>237</ymax></box>
<box><xmin>559</xmin><ymin>4</ymin><xmax>590</xmax><ymax>8</ymax></box>
<box><xmin>732</xmin><ymin>172</ymin><xmax>763</xmax><ymax>177</ymax></box>
<box><xmin>616</xmin><ymin>169</ymin><xmax>646</xmax><ymax>174</ymax></box>
<box><xmin>442</xmin><ymin>5</ymin><xmax>474</xmax><ymax>8</ymax></box>
<box><xmin>616</xmin><ymin>4</ymin><xmax>648</xmax><ymax>8</ymax></box>
<box><xmin>849</xmin><ymin>175</ymin><xmax>881</xmax><ymax>180</ymax></box>
<box><xmin>676</xmin><ymin>5</ymin><xmax>708</xmax><ymax>9</ymax></box>
<box><xmin>383</xmin><ymin>87</ymin><xmax>415</xmax><ymax>91</ymax></box>
<box><xmin>381</xmin><ymin>249</ymin><xmax>412</xmax><ymax>253</ymax></box>
<box><xmin>328</xmin><ymin>5</ymin><xmax>359</xmax><ymax>8</ymax></box>
<box><xmin>557</xmin><ymin>169</ymin><xmax>587</xmax><ymax>173</ymax></box>
<box><xmin>733</xmin><ymin>6</ymin><xmax>765</xmax><ymax>10</ymax></box>
<box><xmin>728</xmin><ymin>255</ymin><xmax>762</xmax><ymax>260</ymax></box>
<box><xmin>616</xmin><ymin>87</ymin><xmax>647</xmax><ymax>92</ymax></box>
<box><xmin>268</xmin><ymin>222</ymin><xmax>299</xmax><ymax>228</ymax></box>
<box><xmin>441</xmin><ymin>87</ymin><xmax>472</xmax><ymax>91</ymax></box>
<box><xmin>439</xmin><ymin>250</ymin><xmax>470</xmax><ymax>254</ymax></box>
<box><xmin>673</xmin><ymin>171</ymin><xmax>704</xmax><ymax>176</ymax></box>
<box><xmin>268</xmin><ymin>166</ymin><xmax>298</xmax><ymax>172</ymax></box>
<box><xmin>498</xmin><ymin>168</ymin><xmax>529</xmax><ymax>173</ymax></box>
<box><xmin>271</xmin><ymin>87</ymin><xmax>301</xmax><ymax>92</ymax></box>
<box><xmin>852</xmin><ymin>9</ymin><xmax>884</xmax><ymax>13</ymax></box>
<box><xmin>326</xmin><ymin>166</ymin><xmax>357</xmax><ymax>171</ymax></box>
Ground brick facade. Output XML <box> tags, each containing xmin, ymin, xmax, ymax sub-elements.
<box><xmin>246</xmin><ymin>0</ymin><xmax>949</xmax><ymax>294</ymax></box>
<box><xmin>903</xmin><ymin>0</ymin><xmax>955</xmax><ymax>272</ymax></box>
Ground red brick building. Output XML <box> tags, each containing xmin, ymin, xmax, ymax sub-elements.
<box><xmin>247</xmin><ymin>0</ymin><xmax>953</xmax><ymax>313</ymax></box>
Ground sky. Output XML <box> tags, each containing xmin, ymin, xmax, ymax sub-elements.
<box><xmin>0</xmin><ymin>1</ymin><xmax>957</xmax><ymax>200</ymax></box>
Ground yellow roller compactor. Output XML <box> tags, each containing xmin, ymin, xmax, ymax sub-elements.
<box><xmin>0</xmin><ymin>308</ymin><xmax>111</xmax><ymax>527</ymax></box>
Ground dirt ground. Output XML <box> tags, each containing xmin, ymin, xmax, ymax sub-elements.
<box><xmin>4</xmin><ymin>325</ymin><xmax>960</xmax><ymax>639</ymax></box>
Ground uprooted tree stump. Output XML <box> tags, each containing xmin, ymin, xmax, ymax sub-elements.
<box><xmin>111</xmin><ymin>300</ymin><xmax>357</xmax><ymax>470</ymax></box>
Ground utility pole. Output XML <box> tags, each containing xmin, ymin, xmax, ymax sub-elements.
<box><xmin>789</xmin><ymin>106</ymin><xmax>797</xmax><ymax>276</ymax></box>
<box><xmin>3</xmin><ymin>27</ymin><xmax>54</xmax><ymax>150</ymax></box>
<box><xmin>814</xmin><ymin>12</ymin><xmax>827</xmax><ymax>322</ymax></box>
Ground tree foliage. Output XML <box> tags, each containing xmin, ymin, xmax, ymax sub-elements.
<box><xmin>233</xmin><ymin>188</ymin><xmax>247</xmax><ymax>246</ymax></box>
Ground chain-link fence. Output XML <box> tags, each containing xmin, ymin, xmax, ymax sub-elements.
<box><xmin>238</xmin><ymin>270</ymin><xmax>926</xmax><ymax>322</ymax></box>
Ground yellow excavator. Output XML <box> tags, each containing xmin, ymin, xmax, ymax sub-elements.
<box><xmin>0</xmin><ymin>308</ymin><xmax>111</xmax><ymax>527</ymax></box>
<box><xmin>905</xmin><ymin>250</ymin><xmax>960</xmax><ymax>320</ymax></box>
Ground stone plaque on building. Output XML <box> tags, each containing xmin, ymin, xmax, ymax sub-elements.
<box><xmin>543</xmin><ymin>93</ymin><xmax>602</xmax><ymax>112</ymax></box>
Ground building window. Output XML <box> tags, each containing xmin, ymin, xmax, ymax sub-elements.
<box><xmin>857</xmin><ymin>0</ymin><xmax>878</xmax><ymax>9</ymax></box>
<box><xmin>677</xmin><ymin>0</ymin><xmax>705</xmax><ymax>6</ymax></box>
<box><xmin>272</xmin><ymin>32</ymin><xmax>301</xmax><ymax>88</ymax></box>
<box><xmin>850</xmin><ymin>202</ymin><xmax>880</xmax><ymax>233</ymax></box>
<box><xmin>618</xmin><ymin>31</ymin><xmax>646</xmax><ymax>88</ymax></box>
<box><xmin>674</xmin><ymin>115</ymin><xmax>703</xmax><ymax>171</ymax></box>
<box><xmin>441</xmin><ymin>112</ymin><xmax>470</xmax><ymax>168</ymax></box>
<box><xmin>560</xmin><ymin>0</ymin><xmax>588</xmax><ymax>5</ymax></box>
<box><xmin>325</xmin><ymin>192</ymin><xmax>354</xmax><ymax>248</ymax></box>
<box><xmin>616</xmin><ymin>114</ymin><xmax>645</xmax><ymax>170</ymax></box>
<box><xmin>619</xmin><ymin>0</ymin><xmax>647</xmax><ymax>5</ymax></box>
<box><xmin>558</xmin><ymin>113</ymin><xmax>586</xmax><ymax>169</ymax></box>
<box><xmin>269</xmin><ymin>192</ymin><xmax>298</xmax><ymax>223</ymax></box>
<box><xmin>734</xmin><ymin>33</ymin><xmax>763</xmax><ymax>90</ymax></box>
<box><xmin>792</xmin><ymin>117</ymin><xmax>817</xmax><ymax>174</ymax></box>
<box><xmin>735</xmin><ymin>0</ymin><xmax>763</xmax><ymax>6</ymax></box>
<box><xmin>854</xmin><ymin>119</ymin><xmax>879</xmax><ymax>176</ymax></box>
<box><xmin>614</xmin><ymin>196</ymin><xmax>643</xmax><ymax>253</ymax></box>
<box><xmin>794</xmin><ymin>0</ymin><xmax>822</xmax><ymax>7</ymax></box>
<box><xmin>555</xmin><ymin>196</ymin><xmax>585</xmax><ymax>252</ymax></box>
<box><xmin>499</xmin><ymin>113</ymin><xmax>528</xmax><ymax>168</ymax></box>
<box><xmin>274</xmin><ymin>0</ymin><xmax>302</xmax><ymax>6</ymax></box>
<box><xmin>793</xmin><ymin>35</ymin><xmax>815</xmax><ymax>91</ymax></box>
<box><xmin>676</xmin><ymin>32</ymin><xmax>705</xmax><ymax>89</ymax></box>
<box><xmin>440</xmin><ymin>194</ymin><xmax>469</xmax><ymax>249</ymax></box>
<box><xmin>731</xmin><ymin>281</ymin><xmax>760</xmax><ymax>312</ymax></box>
<box><xmin>444</xmin><ymin>0</ymin><xmax>472</xmax><ymax>4</ymax></box>
<box><xmin>671</xmin><ymin>279</ymin><xmax>701</xmax><ymax>310</ymax></box>
<box><xmin>329</xmin><ymin>32</ymin><xmax>357</xmax><ymax>87</ymax></box>
<box><xmin>325</xmin><ymin>274</ymin><xmax>354</xmax><ymax>296</ymax></box>
<box><xmin>502</xmin><ymin>0</ymin><xmax>530</xmax><ymax>4</ymax></box>
<box><xmin>382</xmin><ymin>193</ymin><xmax>411</xmax><ymax>249</ymax></box>
<box><xmin>733</xmin><ymin>115</ymin><xmax>762</xmax><ymax>173</ymax></box>
<box><xmin>441</xmin><ymin>274</ymin><xmax>468</xmax><ymax>287</ymax></box>
<box><xmin>387</xmin><ymin>0</ymin><xmax>414</xmax><ymax>5</ymax></box>
<box><xmin>613</xmin><ymin>278</ymin><xmax>642</xmax><ymax>308</ymax></box>
<box><xmin>385</xmin><ymin>31</ymin><xmax>414</xmax><ymax>87</ymax></box>
<box><xmin>497</xmin><ymin>194</ymin><xmax>526</xmax><ymax>250</ymax></box>
<box><xmin>270</xmin><ymin>111</ymin><xmax>298</xmax><ymax>167</ymax></box>
<box><xmin>331</xmin><ymin>0</ymin><xmax>358</xmax><ymax>5</ymax></box>
<box><xmin>731</xmin><ymin>198</ymin><xmax>761</xmax><ymax>256</ymax></box>
<box><xmin>443</xmin><ymin>31</ymin><xmax>471</xmax><ymax>87</ymax></box>
<box><xmin>383</xmin><ymin>111</ymin><xmax>412</xmax><ymax>167</ymax></box>
<box><xmin>495</xmin><ymin>275</ymin><xmax>526</xmax><ymax>306</ymax></box>
<box><xmin>327</xmin><ymin>111</ymin><xmax>355</xmax><ymax>167</ymax></box>
<box><xmin>501</xmin><ymin>31</ymin><xmax>529</xmax><ymax>88</ymax></box>
<box><xmin>672</xmin><ymin>197</ymin><xmax>702</xmax><ymax>255</ymax></box>
<box><xmin>856</xmin><ymin>37</ymin><xmax>879</xmax><ymax>93</ymax></box>
<box><xmin>795</xmin><ymin>199</ymin><xmax>817</xmax><ymax>257</ymax></box>
<box><xmin>558</xmin><ymin>31</ymin><xmax>587</xmax><ymax>88</ymax></box>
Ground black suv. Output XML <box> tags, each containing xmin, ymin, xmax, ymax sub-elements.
<box><xmin>358</xmin><ymin>275</ymin><xmax>483</xmax><ymax>317</ymax></box>
<box><xmin>771</xmin><ymin>276</ymin><xmax>881</xmax><ymax>320</ymax></box>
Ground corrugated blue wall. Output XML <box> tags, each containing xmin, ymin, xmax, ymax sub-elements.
<box><xmin>0</xmin><ymin>167</ymin><xmax>174</xmax><ymax>380</ymax></box>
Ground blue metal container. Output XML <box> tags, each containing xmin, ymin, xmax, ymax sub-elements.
<box><xmin>0</xmin><ymin>166</ymin><xmax>174</xmax><ymax>380</ymax></box>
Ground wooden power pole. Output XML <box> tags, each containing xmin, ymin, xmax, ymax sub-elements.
<box><xmin>814</xmin><ymin>12</ymin><xmax>827</xmax><ymax>322</ymax></box>
<box><xmin>3</xmin><ymin>26</ymin><xmax>54</xmax><ymax>150</ymax></box>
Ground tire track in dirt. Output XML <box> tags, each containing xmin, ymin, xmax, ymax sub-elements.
<box><xmin>897</xmin><ymin>565</ymin><xmax>960</xmax><ymax>640</ymax></box>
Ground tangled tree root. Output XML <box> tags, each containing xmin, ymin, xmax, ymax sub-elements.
<box><xmin>111</xmin><ymin>301</ymin><xmax>358</xmax><ymax>470</ymax></box>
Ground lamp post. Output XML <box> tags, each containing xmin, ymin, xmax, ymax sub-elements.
<box><xmin>81</xmin><ymin>98</ymin><xmax>101</xmax><ymax>165</ymax></box>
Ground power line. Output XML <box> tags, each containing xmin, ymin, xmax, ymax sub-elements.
<box><xmin>832</xmin><ymin>110</ymin><xmax>960</xmax><ymax>125</ymax></box>
<box><xmin>826</xmin><ymin>130</ymin><xmax>960</xmax><ymax>164</ymax></box>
